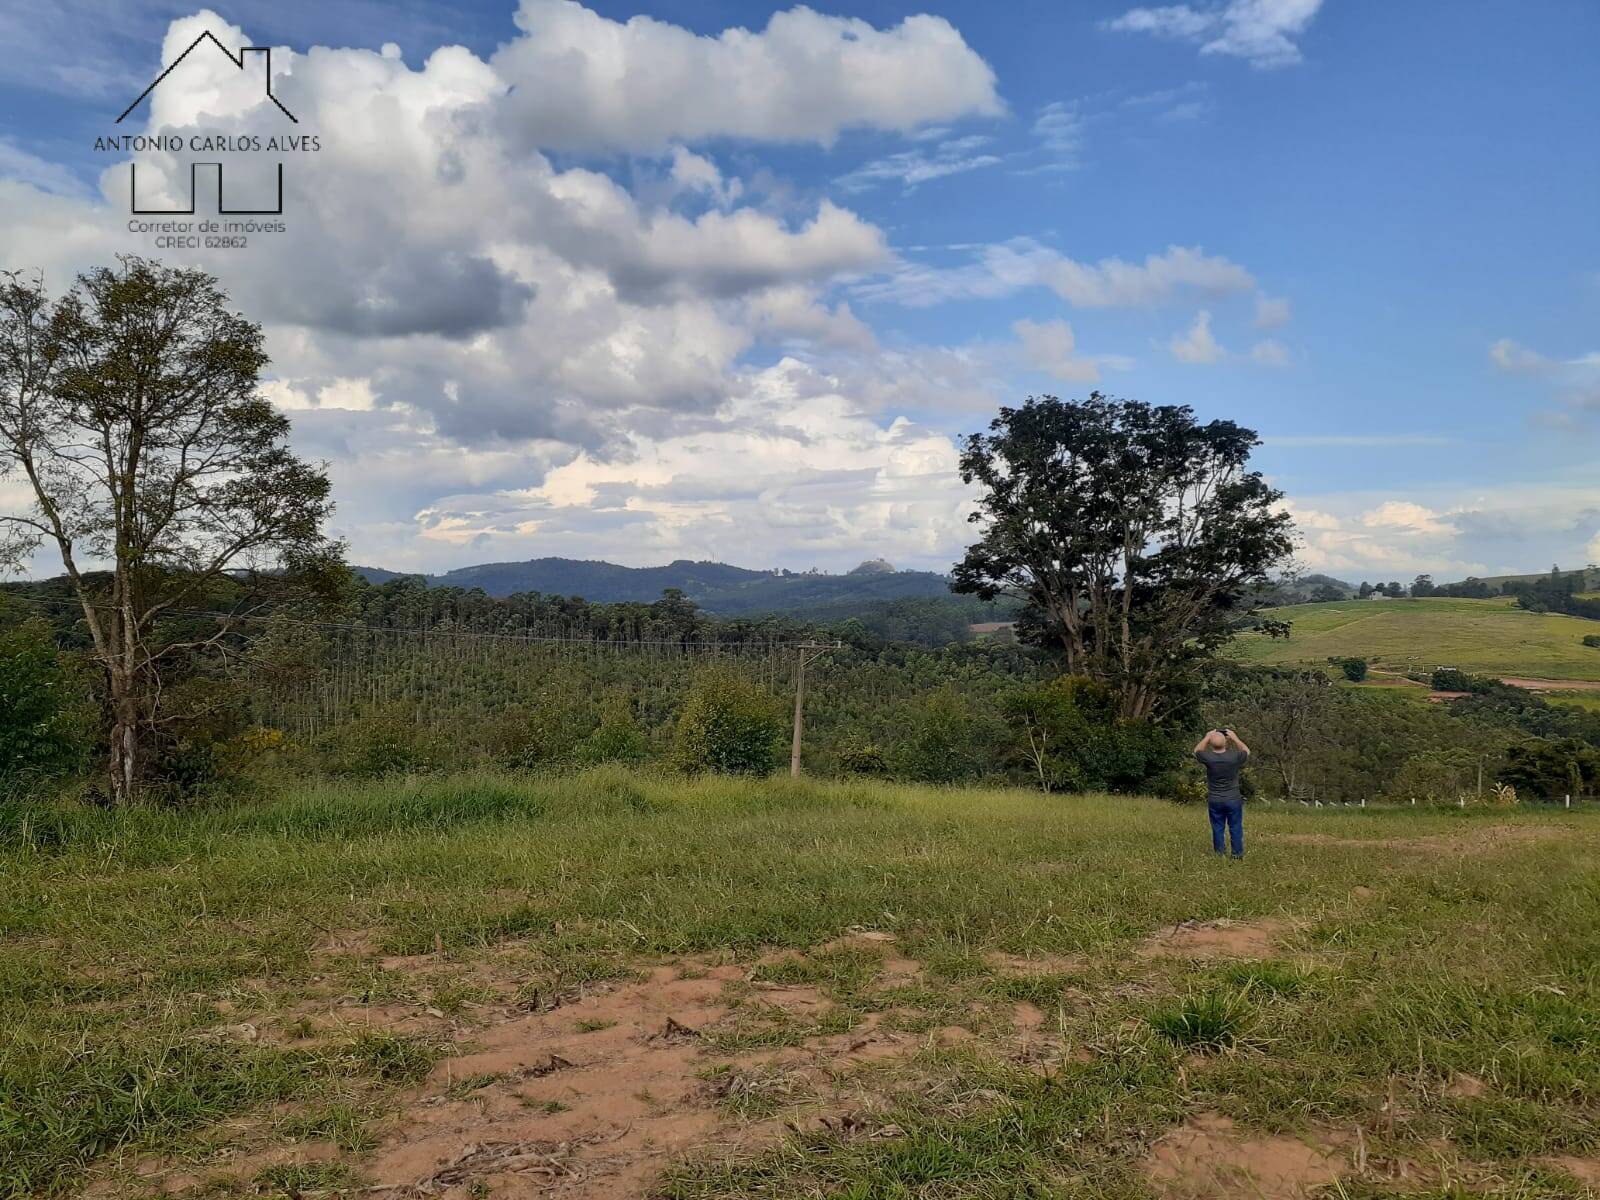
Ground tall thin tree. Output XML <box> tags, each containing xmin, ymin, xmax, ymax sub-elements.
<box><xmin>0</xmin><ymin>258</ymin><xmax>340</xmax><ymax>801</ymax></box>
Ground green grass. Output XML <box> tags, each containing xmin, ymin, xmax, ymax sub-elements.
<box><xmin>3</xmin><ymin>767</ymin><xmax>1598</xmax><ymax>1197</ymax></box>
<box><xmin>1149</xmin><ymin>988</ymin><xmax>1255</xmax><ymax>1050</ymax></box>
<box><xmin>1550</xmin><ymin>691</ymin><xmax>1600</xmax><ymax>714</ymax></box>
<box><xmin>1232</xmin><ymin>596</ymin><xmax>1600</xmax><ymax>681</ymax></box>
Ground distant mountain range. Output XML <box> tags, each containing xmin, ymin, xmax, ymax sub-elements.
<box><xmin>352</xmin><ymin>557</ymin><xmax>957</xmax><ymax>615</ymax></box>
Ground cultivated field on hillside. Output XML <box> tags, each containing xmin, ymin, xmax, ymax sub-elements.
<box><xmin>1232</xmin><ymin>597</ymin><xmax>1600</xmax><ymax>682</ymax></box>
<box><xmin>5</xmin><ymin>770</ymin><xmax>1598</xmax><ymax>1199</ymax></box>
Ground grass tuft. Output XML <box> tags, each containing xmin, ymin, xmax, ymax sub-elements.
<box><xmin>341</xmin><ymin>1032</ymin><xmax>440</xmax><ymax>1085</ymax></box>
<box><xmin>1149</xmin><ymin>988</ymin><xmax>1254</xmax><ymax>1051</ymax></box>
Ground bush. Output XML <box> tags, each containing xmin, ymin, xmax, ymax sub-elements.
<box><xmin>316</xmin><ymin>704</ymin><xmax>447</xmax><ymax>778</ymax></box>
<box><xmin>1331</xmin><ymin>656</ymin><xmax>1368</xmax><ymax>682</ymax></box>
<box><xmin>669</xmin><ymin>670</ymin><xmax>786</xmax><ymax>776</ymax></box>
<box><xmin>836</xmin><ymin>737</ymin><xmax>888</xmax><ymax>776</ymax></box>
<box><xmin>574</xmin><ymin>694</ymin><xmax>650</xmax><ymax>766</ymax></box>
<box><xmin>889</xmin><ymin>686</ymin><xmax>989</xmax><ymax>784</ymax></box>
<box><xmin>0</xmin><ymin>620</ymin><xmax>93</xmax><ymax>788</ymax></box>
<box><xmin>1002</xmin><ymin>675</ymin><xmax>1180</xmax><ymax>793</ymax></box>
<box><xmin>1431</xmin><ymin>667</ymin><xmax>1495</xmax><ymax>694</ymax></box>
<box><xmin>1583</xmin><ymin>634</ymin><xmax>1600</xmax><ymax>649</ymax></box>
<box><xmin>1151</xmin><ymin>768</ymin><xmax>1206</xmax><ymax>805</ymax></box>
<box><xmin>1383</xmin><ymin>748</ymin><xmax>1479</xmax><ymax>804</ymax></box>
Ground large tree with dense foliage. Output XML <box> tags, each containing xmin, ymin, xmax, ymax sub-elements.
<box><xmin>953</xmin><ymin>394</ymin><xmax>1295</xmax><ymax>722</ymax></box>
<box><xmin>0</xmin><ymin>258</ymin><xmax>339</xmax><ymax>801</ymax></box>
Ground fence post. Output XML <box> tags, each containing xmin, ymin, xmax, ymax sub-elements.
<box><xmin>789</xmin><ymin>646</ymin><xmax>807</xmax><ymax>778</ymax></box>
<box><xmin>789</xmin><ymin>642</ymin><xmax>839</xmax><ymax>778</ymax></box>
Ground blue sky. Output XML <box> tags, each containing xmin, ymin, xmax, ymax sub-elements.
<box><xmin>2</xmin><ymin>0</ymin><xmax>1597</xmax><ymax>579</ymax></box>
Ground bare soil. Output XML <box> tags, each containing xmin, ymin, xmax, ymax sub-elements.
<box><xmin>1501</xmin><ymin>676</ymin><xmax>1600</xmax><ymax>692</ymax></box>
<box><xmin>1139</xmin><ymin>917</ymin><xmax>1291</xmax><ymax>960</ymax></box>
<box><xmin>1144</xmin><ymin>1112</ymin><xmax>1346</xmax><ymax>1199</ymax></box>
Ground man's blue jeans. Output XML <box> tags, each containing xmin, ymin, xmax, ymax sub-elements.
<box><xmin>1208</xmin><ymin>797</ymin><xmax>1244</xmax><ymax>857</ymax></box>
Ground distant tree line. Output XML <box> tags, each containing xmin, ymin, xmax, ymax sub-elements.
<box><xmin>1410</xmin><ymin>566</ymin><xmax>1600</xmax><ymax>617</ymax></box>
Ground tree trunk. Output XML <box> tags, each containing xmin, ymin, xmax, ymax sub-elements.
<box><xmin>107</xmin><ymin>667</ymin><xmax>140</xmax><ymax>804</ymax></box>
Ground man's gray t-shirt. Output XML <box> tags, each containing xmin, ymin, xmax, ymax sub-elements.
<box><xmin>1194</xmin><ymin>749</ymin><xmax>1249</xmax><ymax>802</ymax></box>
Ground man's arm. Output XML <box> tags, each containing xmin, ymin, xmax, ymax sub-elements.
<box><xmin>1225</xmin><ymin>729</ymin><xmax>1250</xmax><ymax>754</ymax></box>
<box><xmin>1193</xmin><ymin>731</ymin><xmax>1214</xmax><ymax>754</ymax></box>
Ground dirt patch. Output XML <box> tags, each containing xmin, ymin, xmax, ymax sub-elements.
<box><xmin>1501</xmin><ymin>676</ymin><xmax>1600</xmax><ymax>692</ymax></box>
<box><xmin>1012</xmin><ymin>1002</ymin><xmax>1047</xmax><ymax>1031</ymax></box>
<box><xmin>1545</xmin><ymin>1156</ymin><xmax>1600</xmax><ymax>1185</ymax></box>
<box><xmin>985</xmin><ymin>950</ymin><xmax>1081</xmax><ymax>975</ymax></box>
<box><xmin>349</xmin><ymin>957</ymin><xmax>924</xmax><ymax>1199</ymax></box>
<box><xmin>345</xmin><ymin>964</ymin><xmax>743</xmax><ymax>1198</ymax></box>
<box><xmin>1444</xmin><ymin>1072</ymin><xmax>1486</xmax><ymax>1099</ymax></box>
<box><xmin>1140</xmin><ymin>918</ymin><xmax>1290</xmax><ymax>961</ymax></box>
<box><xmin>1145</xmin><ymin>1112</ymin><xmax>1345</xmax><ymax>1199</ymax></box>
<box><xmin>311</xmin><ymin>928</ymin><xmax>381</xmax><ymax>957</ymax></box>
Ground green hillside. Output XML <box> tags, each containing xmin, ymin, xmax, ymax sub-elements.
<box><xmin>1232</xmin><ymin>596</ymin><xmax>1600</xmax><ymax>681</ymax></box>
<box><xmin>1440</xmin><ymin>565</ymin><xmax>1599</xmax><ymax>590</ymax></box>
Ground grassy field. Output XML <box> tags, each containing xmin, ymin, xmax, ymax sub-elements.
<box><xmin>4</xmin><ymin>769</ymin><xmax>1599</xmax><ymax>1199</ymax></box>
<box><xmin>1231</xmin><ymin>596</ymin><xmax>1600</xmax><ymax>682</ymax></box>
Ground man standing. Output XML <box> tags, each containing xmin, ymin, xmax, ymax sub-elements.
<box><xmin>1193</xmin><ymin>728</ymin><xmax>1250</xmax><ymax>858</ymax></box>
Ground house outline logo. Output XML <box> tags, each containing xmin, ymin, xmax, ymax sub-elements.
<box><xmin>119</xmin><ymin>30</ymin><xmax>298</xmax><ymax>216</ymax></box>
<box><xmin>118</xmin><ymin>30</ymin><xmax>297</xmax><ymax>125</ymax></box>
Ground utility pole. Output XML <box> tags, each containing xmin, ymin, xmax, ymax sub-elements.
<box><xmin>790</xmin><ymin>642</ymin><xmax>838</xmax><ymax>777</ymax></box>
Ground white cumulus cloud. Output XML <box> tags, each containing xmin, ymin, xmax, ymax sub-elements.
<box><xmin>1254</xmin><ymin>293</ymin><xmax>1291</xmax><ymax>329</ymax></box>
<box><xmin>1105</xmin><ymin>0</ymin><xmax>1324</xmax><ymax>69</ymax></box>
<box><xmin>490</xmin><ymin>0</ymin><xmax>1003</xmax><ymax>152</ymax></box>
<box><xmin>1013</xmin><ymin>318</ymin><xmax>1105</xmax><ymax>384</ymax></box>
<box><xmin>859</xmin><ymin>240</ymin><xmax>1256</xmax><ymax>309</ymax></box>
<box><xmin>1250</xmin><ymin>338</ymin><xmax>1290</xmax><ymax>366</ymax></box>
<box><xmin>1171</xmin><ymin>309</ymin><xmax>1224</xmax><ymax>363</ymax></box>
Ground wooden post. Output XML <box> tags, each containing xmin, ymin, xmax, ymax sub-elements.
<box><xmin>788</xmin><ymin>642</ymin><xmax>837</xmax><ymax>778</ymax></box>
<box><xmin>790</xmin><ymin>646</ymin><xmax>807</xmax><ymax>778</ymax></box>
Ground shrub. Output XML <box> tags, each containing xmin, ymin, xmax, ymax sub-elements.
<box><xmin>1431</xmin><ymin>667</ymin><xmax>1495</xmax><ymax>694</ymax></box>
<box><xmin>1331</xmin><ymin>656</ymin><xmax>1368</xmax><ymax>682</ymax></box>
<box><xmin>574</xmin><ymin>694</ymin><xmax>650</xmax><ymax>765</ymax></box>
<box><xmin>889</xmin><ymin>686</ymin><xmax>992</xmax><ymax>784</ymax></box>
<box><xmin>1583</xmin><ymin>634</ymin><xmax>1600</xmax><ymax>649</ymax></box>
<box><xmin>836</xmin><ymin>737</ymin><xmax>888</xmax><ymax>776</ymax></box>
<box><xmin>1383</xmin><ymin>748</ymin><xmax>1479</xmax><ymax>805</ymax></box>
<box><xmin>480</xmin><ymin>693</ymin><xmax>595</xmax><ymax>767</ymax></box>
<box><xmin>1152</xmin><ymin>768</ymin><xmax>1206</xmax><ymax>805</ymax></box>
<box><xmin>0</xmin><ymin>619</ymin><xmax>93</xmax><ymax>788</ymax></box>
<box><xmin>316</xmin><ymin>704</ymin><xmax>446</xmax><ymax>778</ymax></box>
<box><xmin>1002</xmin><ymin>675</ymin><xmax>1180</xmax><ymax>793</ymax></box>
<box><xmin>669</xmin><ymin>670</ymin><xmax>785</xmax><ymax>776</ymax></box>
